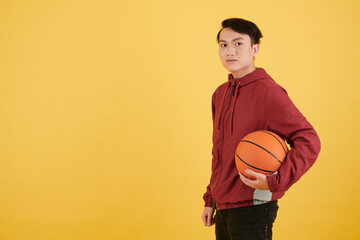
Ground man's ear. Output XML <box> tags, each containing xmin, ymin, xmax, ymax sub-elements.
<box><xmin>252</xmin><ymin>44</ymin><xmax>259</xmax><ymax>57</ymax></box>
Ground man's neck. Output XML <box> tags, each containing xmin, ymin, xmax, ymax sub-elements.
<box><xmin>232</xmin><ymin>66</ymin><xmax>256</xmax><ymax>79</ymax></box>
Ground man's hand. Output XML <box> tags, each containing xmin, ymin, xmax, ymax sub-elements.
<box><xmin>202</xmin><ymin>207</ymin><xmax>215</xmax><ymax>227</ymax></box>
<box><xmin>239</xmin><ymin>169</ymin><xmax>270</xmax><ymax>190</ymax></box>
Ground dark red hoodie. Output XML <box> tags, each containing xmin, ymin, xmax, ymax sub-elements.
<box><xmin>203</xmin><ymin>68</ymin><xmax>321</xmax><ymax>210</ymax></box>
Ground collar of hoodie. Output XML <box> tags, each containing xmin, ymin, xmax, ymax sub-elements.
<box><xmin>218</xmin><ymin>68</ymin><xmax>268</xmax><ymax>135</ymax></box>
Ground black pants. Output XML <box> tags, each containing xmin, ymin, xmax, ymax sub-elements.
<box><xmin>215</xmin><ymin>201</ymin><xmax>279</xmax><ymax>240</ymax></box>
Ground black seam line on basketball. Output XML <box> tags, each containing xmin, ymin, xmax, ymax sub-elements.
<box><xmin>240</xmin><ymin>140</ymin><xmax>283</xmax><ymax>165</ymax></box>
<box><xmin>259</xmin><ymin>131</ymin><xmax>287</xmax><ymax>155</ymax></box>
<box><xmin>236</xmin><ymin>153</ymin><xmax>273</xmax><ymax>173</ymax></box>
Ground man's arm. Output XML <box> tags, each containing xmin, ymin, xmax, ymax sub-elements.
<box><xmin>265</xmin><ymin>86</ymin><xmax>321</xmax><ymax>192</ymax></box>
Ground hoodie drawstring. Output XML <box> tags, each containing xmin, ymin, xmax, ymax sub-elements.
<box><xmin>217</xmin><ymin>81</ymin><xmax>241</xmax><ymax>135</ymax></box>
<box><xmin>230</xmin><ymin>83</ymin><xmax>241</xmax><ymax>135</ymax></box>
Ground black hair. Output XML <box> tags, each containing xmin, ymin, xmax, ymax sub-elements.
<box><xmin>216</xmin><ymin>18</ymin><xmax>263</xmax><ymax>45</ymax></box>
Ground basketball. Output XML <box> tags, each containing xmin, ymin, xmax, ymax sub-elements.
<box><xmin>235</xmin><ymin>130</ymin><xmax>289</xmax><ymax>179</ymax></box>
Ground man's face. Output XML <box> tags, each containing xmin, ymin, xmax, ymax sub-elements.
<box><xmin>218</xmin><ymin>27</ymin><xmax>259</xmax><ymax>78</ymax></box>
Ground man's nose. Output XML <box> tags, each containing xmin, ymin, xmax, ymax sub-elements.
<box><xmin>226</xmin><ymin>46</ymin><xmax>236</xmax><ymax>56</ymax></box>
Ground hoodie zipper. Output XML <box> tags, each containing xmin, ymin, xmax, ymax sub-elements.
<box><xmin>212</xmin><ymin>81</ymin><xmax>238</xmax><ymax>208</ymax></box>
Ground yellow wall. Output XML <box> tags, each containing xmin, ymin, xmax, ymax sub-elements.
<box><xmin>0</xmin><ymin>0</ymin><xmax>359</xmax><ymax>239</ymax></box>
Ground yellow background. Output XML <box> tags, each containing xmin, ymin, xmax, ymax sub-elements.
<box><xmin>0</xmin><ymin>0</ymin><xmax>359</xmax><ymax>239</ymax></box>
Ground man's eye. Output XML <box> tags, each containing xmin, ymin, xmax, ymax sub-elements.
<box><xmin>235</xmin><ymin>42</ymin><xmax>242</xmax><ymax>46</ymax></box>
<box><xmin>220</xmin><ymin>44</ymin><xmax>227</xmax><ymax>47</ymax></box>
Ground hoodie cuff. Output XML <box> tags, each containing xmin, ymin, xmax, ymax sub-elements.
<box><xmin>204</xmin><ymin>198</ymin><xmax>214</xmax><ymax>208</ymax></box>
<box><xmin>267</xmin><ymin>174</ymin><xmax>279</xmax><ymax>193</ymax></box>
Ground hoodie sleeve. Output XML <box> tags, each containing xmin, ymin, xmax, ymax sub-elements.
<box><xmin>265</xmin><ymin>85</ymin><xmax>321</xmax><ymax>193</ymax></box>
<box><xmin>203</xmin><ymin>93</ymin><xmax>217</xmax><ymax>207</ymax></box>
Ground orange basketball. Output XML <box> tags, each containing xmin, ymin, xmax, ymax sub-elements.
<box><xmin>235</xmin><ymin>130</ymin><xmax>289</xmax><ymax>179</ymax></box>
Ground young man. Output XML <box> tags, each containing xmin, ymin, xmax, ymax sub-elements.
<box><xmin>201</xmin><ymin>18</ymin><xmax>321</xmax><ymax>240</ymax></box>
